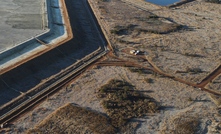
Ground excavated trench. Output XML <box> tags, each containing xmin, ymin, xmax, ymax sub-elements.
<box><xmin>0</xmin><ymin>0</ymin><xmax>107</xmax><ymax>107</ymax></box>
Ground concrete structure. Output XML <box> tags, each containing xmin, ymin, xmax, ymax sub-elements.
<box><xmin>0</xmin><ymin>0</ymin><xmax>46</xmax><ymax>52</ymax></box>
<box><xmin>0</xmin><ymin>0</ymin><xmax>106</xmax><ymax>111</ymax></box>
<box><xmin>0</xmin><ymin>0</ymin><xmax>71</xmax><ymax>74</ymax></box>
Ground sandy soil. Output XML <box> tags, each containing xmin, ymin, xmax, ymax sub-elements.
<box><xmin>1</xmin><ymin>0</ymin><xmax>221</xmax><ymax>133</ymax></box>
<box><xmin>148</xmin><ymin>0</ymin><xmax>221</xmax><ymax>83</ymax></box>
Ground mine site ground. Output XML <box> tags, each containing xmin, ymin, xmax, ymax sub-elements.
<box><xmin>1</xmin><ymin>0</ymin><xmax>221</xmax><ymax>133</ymax></box>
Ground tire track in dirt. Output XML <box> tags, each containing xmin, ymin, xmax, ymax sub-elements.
<box><xmin>96</xmin><ymin>53</ymin><xmax>221</xmax><ymax>96</ymax></box>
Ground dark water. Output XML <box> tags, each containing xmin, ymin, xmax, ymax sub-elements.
<box><xmin>146</xmin><ymin>0</ymin><xmax>181</xmax><ymax>6</ymax></box>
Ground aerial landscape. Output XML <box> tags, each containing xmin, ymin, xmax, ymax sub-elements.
<box><xmin>0</xmin><ymin>0</ymin><xmax>221</xmax><ymax>133</ymax></box>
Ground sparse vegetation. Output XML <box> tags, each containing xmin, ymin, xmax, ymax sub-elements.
<box><xmin>205</xmin><ymin>0</ymin><xmax>221</xmax><ymax>3</ymax></box>
<box><xmin>149</xmin><ymin>15</ymin><xmax>159</xmax><ymax>18</ymax></box>
<box><xmin>97</xmin><ymin>79</ymin><xmax>159</xmax><ymax>131</ymax></box>
<box><xmin>127</xmin><ymin>67</ymin><xmax>153</xmax><ymax>74</ymax></box>
<box><xmin>209</xmin><ymin>94</ymin><xmax>221</xmax><ymax>107</ymax></box>
<box><xmin>186</xmin><ymin>67</ymin><xmax>203</xmax><ymax>74</ymax></box>
<box><xmin>144</xmin><ymin>78</ymin><xmax>154</xmax><ymax>83</ymax></box>
<box><xmin>184</xmin><ymin>52</ymin><xmax>204</xmax><ymax>58</ymax></box>
<box><xmin>174</xmin><ymin>117</ymin><xmax>200</xmax><ymax>134</ymax></box>
<box><xmin>110</xmin><ymin>24</ymin><xmax>136</xmax><ymax>35</ymax></box>
<box><xmin>187</xmin><ymin>97</ymin><xmax>193</xmax><ymax>101</ymax></box>
<box><xmin>110</xmin><ymin>18</ymin><xmax>182</xmax><ymax>36</ymax></box>
<box><xmin>176</xmin><ymin>67</ymin><xmax>203</xmax><ymax>74</ymax></box>
<box><xmin>134</xmin><ymin>16</ymin><xmax>183</xmax><ymax>34</ymax></box>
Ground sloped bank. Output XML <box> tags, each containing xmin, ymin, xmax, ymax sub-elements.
<box><xmin>0</xmin><ymin>0</ymin><xmax>108</xmax><ymax>126</ymax></box>
<box><xmin>0</xmin><ymin>0</ymin><xmax>72</xmax><ymax>75</ymax></box>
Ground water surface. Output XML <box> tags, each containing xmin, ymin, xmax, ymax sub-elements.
<box><xmin>146</xmin><ymin>0</ymin><xmax>181</xmax><ymax>6</ymax></box>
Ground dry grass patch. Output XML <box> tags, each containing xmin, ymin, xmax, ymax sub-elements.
<box><xmin>127</xmin><ymin>67</ymin><xmax>154</xmax><ymax>75</ymax></box>
<box><xmin>208</xmin><ymin>94</ymin><xmax>221</xmax><ymax>107</ymax></box>
<box><xmin>27</xmin><ymin>103</ymin><xmax>116</xmax><ymax>134</ymax></box>
<box><xmin>97</xmin><ymin>79</ymin><xmax>159</xmax><ymax>130</ymax></box>
<box><xmin>175</xmin><ymin>118</ymin><xmax>200</xmax><ymax>134</ymax></box>
<box><xmin>161</xmin><ymin>116</ymin><xmax>200</xmax><ymax>134</ymax></box>
<box><xmin>174</xmin><ymin>117</ymin><xmax>200</xmax><ymax>134</ymax></box>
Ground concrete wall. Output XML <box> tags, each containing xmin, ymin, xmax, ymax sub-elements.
<box><xmin>0</xmin><ymin>0</ymin><xmax>66</xmax><ymax>67</ymax></box>
<box><xmin>0</xmin><ymin>38</ymin><xmax>39</xmax><ymax>65</ymax></box>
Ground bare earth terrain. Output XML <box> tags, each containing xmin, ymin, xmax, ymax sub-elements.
<box><xmin>4</xmin><ymin>66</ymin><xmax>221</xmax><ymax>133</ymax></box>
<box><xmin>95</xmin><ymin>0</ymin><xmax>221</xmax><ymax>84</ymax></box>
<box><xmin>1</xmin><ymin>0</ymin><xmax>221</xmax><ymax>133</ymax></box>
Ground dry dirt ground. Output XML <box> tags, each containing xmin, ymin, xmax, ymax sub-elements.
<box><xmin>1</xmin><ymin>66</ymin><xmax>221</xmax><ymax>133</ymax></box>
<box><xmin>92</xmin><ymin>0</ymin><xmax>221</xmax><ymax>83</ymax></box>
<box><xmin>1</xmin><ymin>0</ymin><xmax>221</xmax><ymax>133</ymax></box>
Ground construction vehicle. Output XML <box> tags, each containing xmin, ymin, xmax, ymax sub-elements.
<box><xmin>130</xmin><ymin>50</ymin><xmax>140</xmax><ymax>55</ymax></box>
